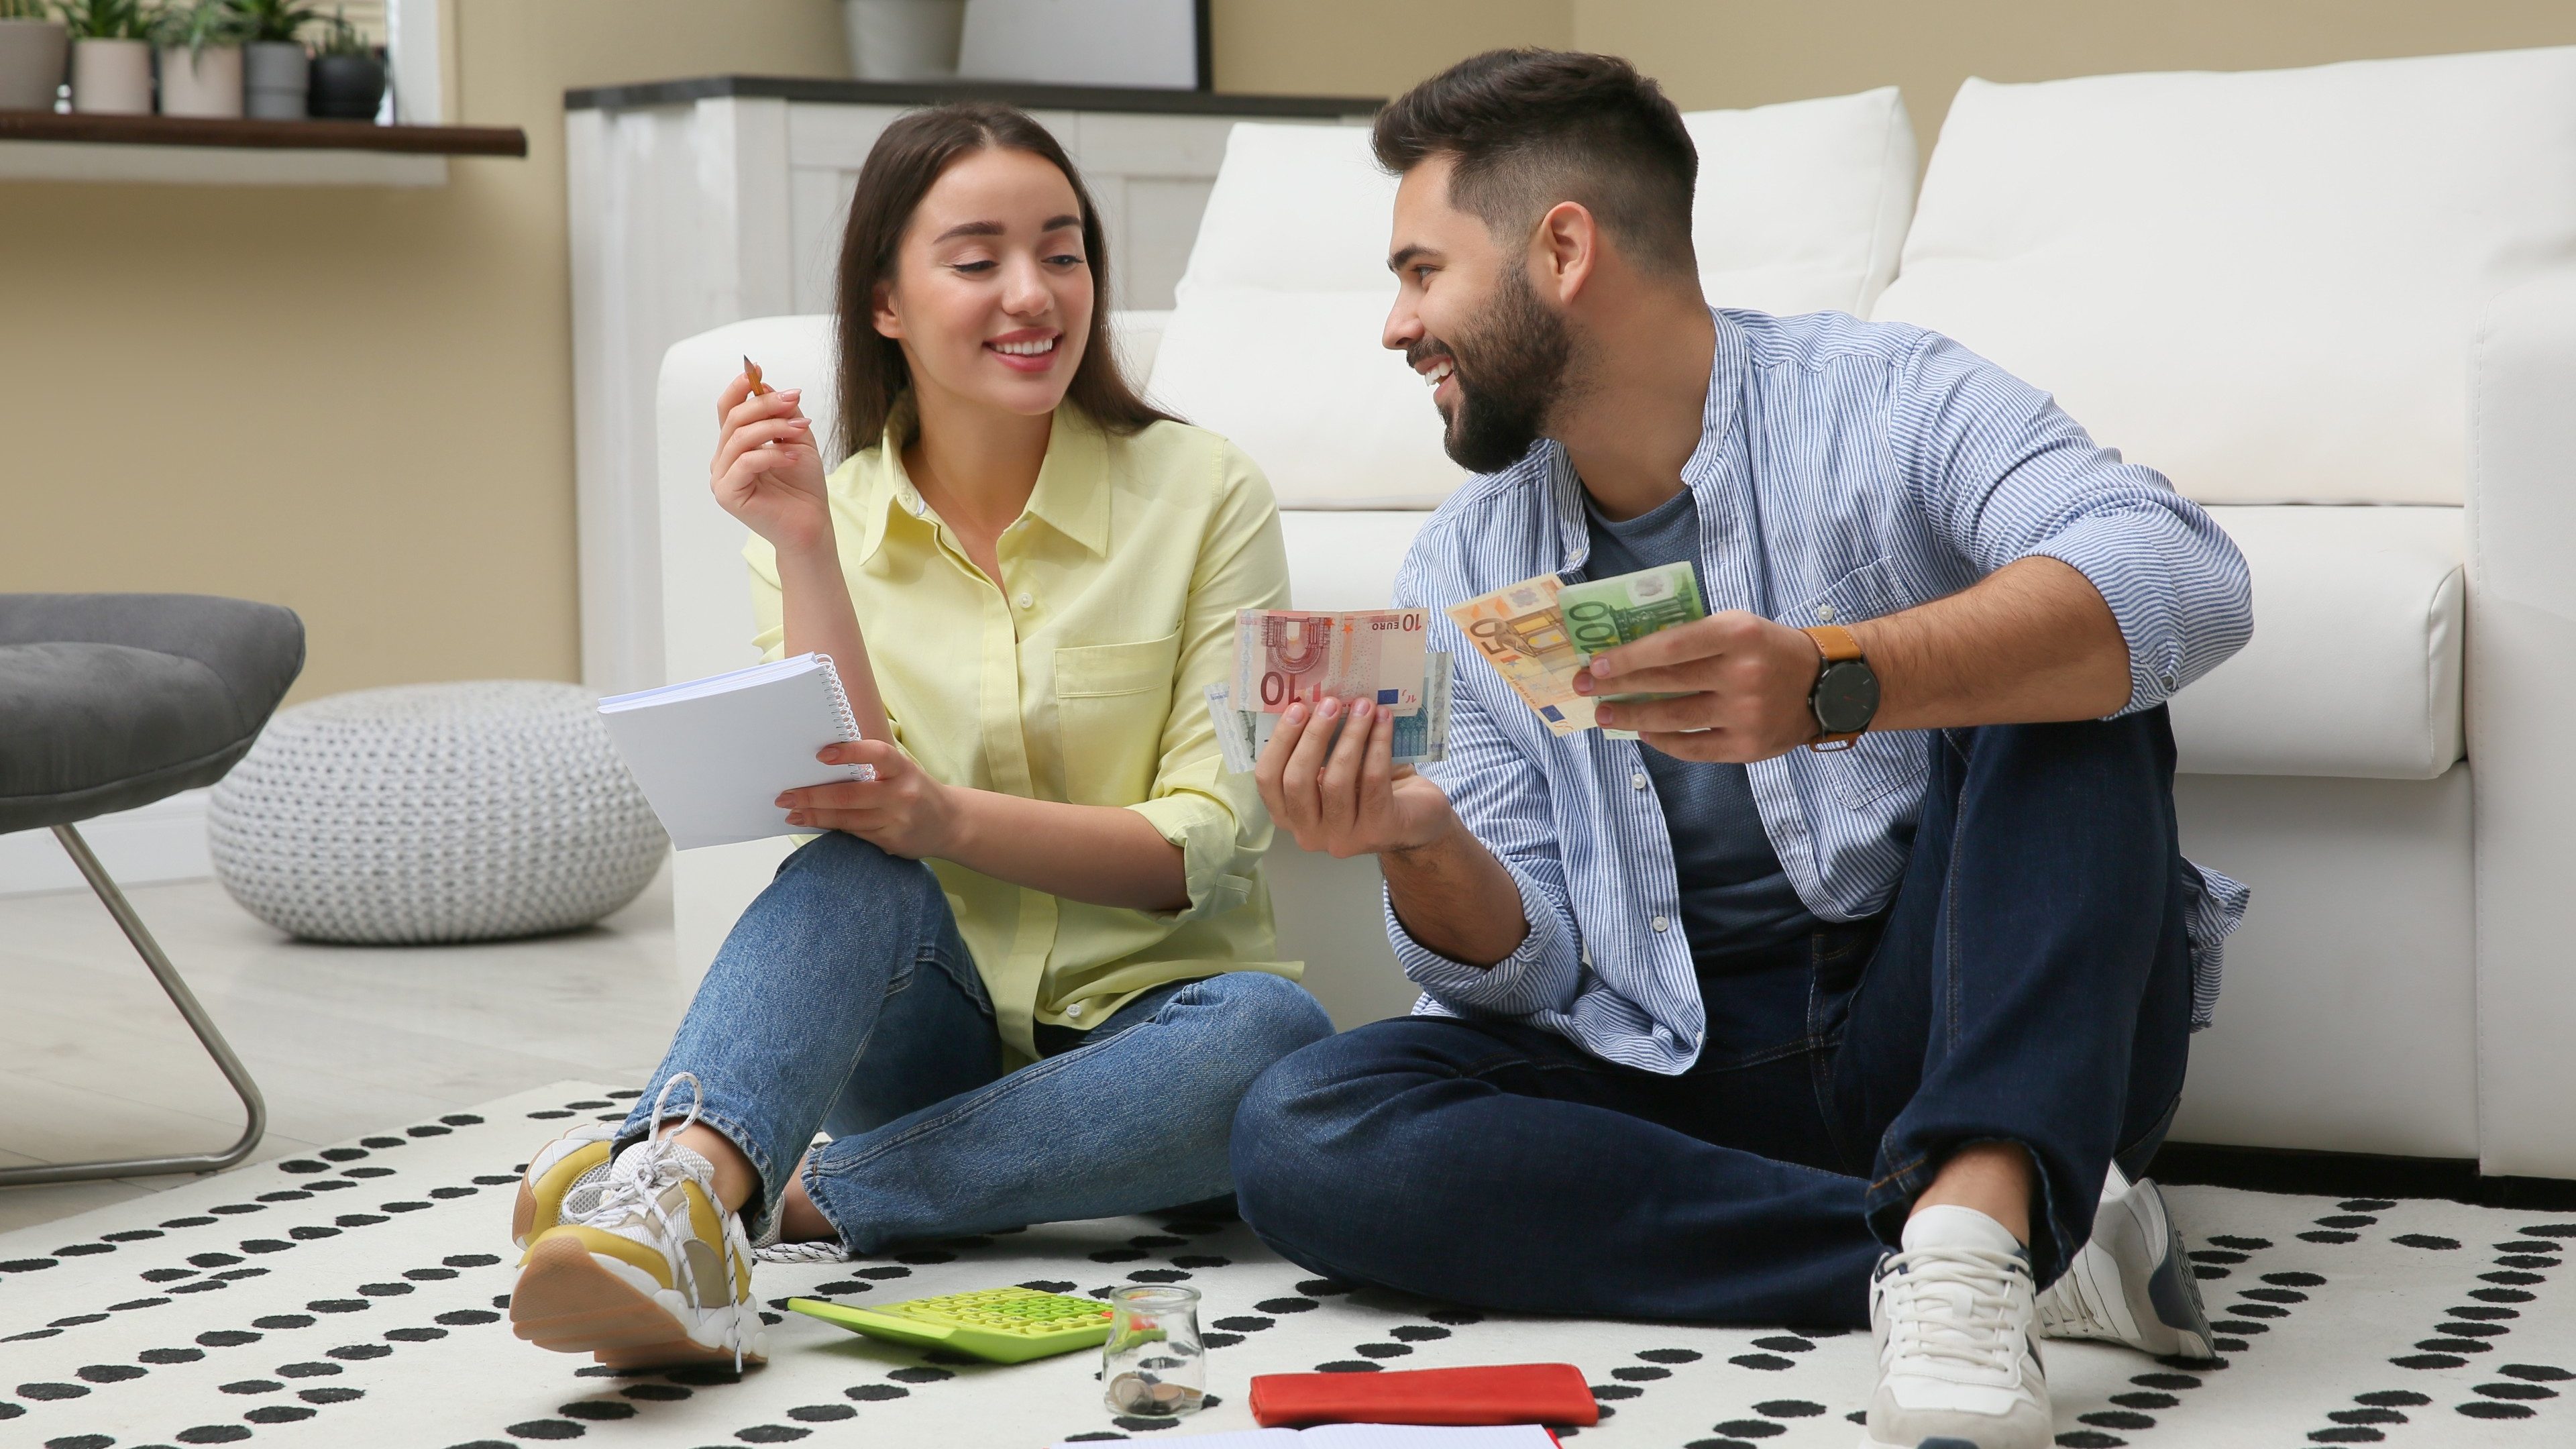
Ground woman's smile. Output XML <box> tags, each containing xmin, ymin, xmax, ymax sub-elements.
<box><xmin>986</xmin><ymin>327</ymin><xmax>1063</xmax><ymax>372</ymax></box>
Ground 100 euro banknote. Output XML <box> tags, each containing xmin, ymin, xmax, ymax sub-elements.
<box><xmin>1232</xmin><ymin>608</ymin><xmax>1429</xmax><ymax>715</ymax></box>
<box><xmin>1205</xmin><ymin>653</ymin><xmax>1453</xmax><ymax>775</ymax></box>
<box><xmin>1558</xmin><ymin>561</ymin><xmax>1707</xmax><ymax>703</ymax></box>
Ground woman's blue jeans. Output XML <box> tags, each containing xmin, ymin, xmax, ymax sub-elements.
<box><xmin>617</xmin><ymin>832</ymin><xmax>1334</xmax><ymax>1250</ymax></box>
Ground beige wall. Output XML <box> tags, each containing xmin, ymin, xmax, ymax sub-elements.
<box><xmin>12</xmin><ymin>1</ymin><xmax>2576</xmax><ymax>704</ymax></box>
<box><xmin>1209</xmin><ymin>0</ymin><xmax>1568</xmax><ymax>98</ymax></box>
<box><xmin>1217</xmin><ymin>0</ymin><xmax>2576</xmax><ymax>140</ymax></box>
<box><xmin>1574</xmin><ymin>0</ymin><xmax>2576</xmax><ymax>154</ymax></box>
<box><xmin>0</xmin><ymin>1</ymin><xmax>845</xmax><ymax>704</ymax></box>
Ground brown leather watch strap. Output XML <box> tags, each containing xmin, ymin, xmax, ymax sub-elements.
<box><xmin>1802</xmin><ymin>625</ymin><xmax>1866</xmax><ymax>751</ymax></box>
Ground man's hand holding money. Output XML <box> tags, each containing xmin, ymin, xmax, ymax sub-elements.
<box><xmin>1576</xmin><ymin>610</ymin><xmax>1828</xmax><ymax>763</ymax></box>
<box><xmin>1252</xmin><ymin>696</ymin><xmax>1456</xmax><ymax>860</ymax></box>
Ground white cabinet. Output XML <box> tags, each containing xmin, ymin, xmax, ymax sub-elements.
<box><xmin>567</xmin><ymin>77</ymin><xmax>1374</xmax><ymax>696</ymax></box>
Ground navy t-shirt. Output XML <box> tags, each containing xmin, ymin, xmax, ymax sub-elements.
<box><xmin>1581</xmin><ymin>488</ymin><xmax>1823</xmax><ymax>971</ymax></box>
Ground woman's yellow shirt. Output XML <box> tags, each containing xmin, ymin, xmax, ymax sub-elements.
<box><xmin>745</xmin><ymin>402</ymin><xmax>1295</xmax><ymax>1058</ymax></box>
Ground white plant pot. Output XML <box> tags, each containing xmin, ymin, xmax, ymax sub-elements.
<box><xmin>843</xmin><ymin>0</ymin><xmax>965</xmax><ymax>80</ymax></box>
<box><xmin>244</xmin><ymin>40</ymin><xmax>307</xmax><ymax>120</ymax></box>
<box><xmin>70</xmin><ymin>36</ymin><xmax>150</xmax><ymax>115</ymax></box>
<box><xmin>158</xmin><ymin>43</ymin><xmax>244</xmax><ymax>118</ymax></box>
<box><xmin>0</xmin><ymin>17</ymin><xmax>68</xmax><ymax>113</ymax></box>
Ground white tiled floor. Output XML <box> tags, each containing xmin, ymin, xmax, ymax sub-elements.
<box><xmin>0</xmin><ymin>864</ymin><xmax>686</xmax><ymax>1236</ymax></box>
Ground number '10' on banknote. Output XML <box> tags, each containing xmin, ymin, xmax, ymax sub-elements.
<box><xmin>1232</xmin><ymin>608</ymin><xmax>1428</xmax><ymax>715</ymax></box>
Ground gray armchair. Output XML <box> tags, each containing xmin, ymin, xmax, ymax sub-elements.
<box><xmin>0</xmin><ymin>594</ymin><xmax>304</xmax><ymax>1185</ymax></box>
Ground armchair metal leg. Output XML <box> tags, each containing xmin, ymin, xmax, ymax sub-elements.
<box><xmin>0</xmin><ymin>823</ymin><xmax>268</xmax><ymax>1187</ymax></box>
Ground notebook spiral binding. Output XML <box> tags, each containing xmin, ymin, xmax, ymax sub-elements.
<box><xmin>817</xmin><ymin>656</ymin><xmax>879</xmax><ymax>782</ymax></box>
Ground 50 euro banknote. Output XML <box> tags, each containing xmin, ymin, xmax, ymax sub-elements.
<box><xmin>1204</xmin><ymin>651</ymin><xmax>1453</xmax><ymax>775</ymax></box>
<box><xmin>1446</xmin><ymin>561</ymin><xmax>1707</xmax><ymax>735</ymax></box>
<box><xmin>1231</xmin><ymin>608</ymin><xmax>1430</xmax><ymax>716</ymax></box>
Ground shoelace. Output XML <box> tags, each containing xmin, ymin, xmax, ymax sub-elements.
<box><xmin>1879</xmin><ymin>1244</ymin><xmax>2031</xmax><ymax>1380</ymax></box>
<box><xmin>581</xmin><ymin>1073</ymin><xmax>750</xmax><ymax>1372</ymax></box>
<box><xmin>753</xmin><ymin>1239</ymin><xmax>851</xmax><ymax>1265</ymax></box>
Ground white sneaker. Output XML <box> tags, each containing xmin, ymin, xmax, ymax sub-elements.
<box><xmin>510</xmin><ymin>1074</ymin><xmax>767</xmax><ymax>1370</ymax></box>
<box><xmin>511</xmin><ymin>1118</ymin><xmax>622</xmax><ymax>1250</ymax></box>
<box><xmin>2035</xmin><ymin>1167</ymin><xmax>2216</xmax><ymax>1361</ymax></box>
<box><xmin>1863</xmin><ymin>1205</ymin><xmax>2052</xmax><ymax>1449</ymax></box>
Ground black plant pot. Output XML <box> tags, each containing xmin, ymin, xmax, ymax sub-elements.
<box><xmin>308</xmin><ymin>50</ymin><xmax>384</xmax><ymax>120</ymax></box>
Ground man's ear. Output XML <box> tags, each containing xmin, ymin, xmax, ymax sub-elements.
<box><xmin>871</xmin><ymin>278</ymin><xmax>904</xmax><ymax>341</ymax></box>
<box><xmin>1530</xmin><ymin>200</ymin><xmax>1599</xmax><ymax>305</ymax></box>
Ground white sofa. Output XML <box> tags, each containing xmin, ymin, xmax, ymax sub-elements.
<box><xmin>651</xmin><ymin>50</ymin><xmax>2576</xmax><ymax>1177</ymax></box>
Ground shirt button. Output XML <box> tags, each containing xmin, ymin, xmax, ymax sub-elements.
<box><xmin>1631</xmin><ymin>771</ymin><xmax>1649</xmax><ymax>790</ymax></box>
<box><xmin>1650</xmin><ymin>915</ymin><xmax>1670</xmax><ymax>933</ymax></box>
<box><xmin>1816</xmin><ymin>604</ymin><xmax>1836</xmax><ymax>623</ymax></box>
<box><xmin>1065</xmin><ymin>1001</ymin><xmax>1084</xmax><ymax>1019</ymax></box>
<box><xmin>1014</xmin><ymin>590</ymin><xmax>1034</xmax><ymax>610</ymax></box>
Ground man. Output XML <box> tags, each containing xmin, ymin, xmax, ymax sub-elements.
<box><xmin>1230</xmin><ymin>49</ymin><xmax>2253</xmax><ymax>1449</ymax></box>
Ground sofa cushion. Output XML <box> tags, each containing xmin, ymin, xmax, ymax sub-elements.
<box><xmin>1872</xmin><ymin>46</ymin><xmax>2576</xmax><ymax>507</ymax></box>
<box><xmin>1152</xmin><ymin>91</ymin><xmax>1919</xmax><ymax>511</ymax></box>
<box><xmin>2171</xmin><ymin>506</ymin><xmax>2463</xmax><ymax>780</ymax></box>
<box><xmin>1280</xmin><ymin>511</ymin><xmax>1435</xmax><ymax>611</ymax></box>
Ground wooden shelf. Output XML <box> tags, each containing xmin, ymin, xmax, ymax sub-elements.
<box><xmin>0</xmin><ymin>110</ymin><xmax>526</xmax><ymax>154</ymax></box>
<box><xmin>0</xmin><ymin>111</ymin><xmax>527</xmax><ymax>186</ymax></box>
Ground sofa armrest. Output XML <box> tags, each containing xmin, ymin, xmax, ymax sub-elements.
<box><xmin>2467</xmin><ymin>270</ymin><xmax>2576</xmax><ymax>1175</ymax></box>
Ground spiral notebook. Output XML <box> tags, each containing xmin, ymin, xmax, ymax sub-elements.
<box><xmin>598</xmin><ymin>653</ymin><xmax>874</xmax><ymax>850</ymax></box>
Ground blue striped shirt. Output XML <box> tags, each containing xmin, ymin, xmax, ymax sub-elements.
<box><xmin>1385</xmin><ymin>309</ymin><xmax>2253</xmax><ymax>1074</ymax></box>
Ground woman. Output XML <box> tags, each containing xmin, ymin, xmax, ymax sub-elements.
<box><xmin>504</xmin><ymin>103</ymin><xmax>1330</xmax><ymax>1370</ymax></box>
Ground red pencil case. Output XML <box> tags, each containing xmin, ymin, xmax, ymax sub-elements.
<box><xmin>1248</xmin><ymin>1361</ymin><xmax>1598</xmax><ymax>1429</ymax></box>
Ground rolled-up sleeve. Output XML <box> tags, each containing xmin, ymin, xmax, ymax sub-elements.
<box><xmin>1381</xmin><ymin>535</ymin><xmax>1587</xmax><ymax>1017</ymax></box>
<box><xmin>1126</xmin><ymin>441</ymin><xmax>1291</xmax><ymax>922</ymax></box>
<box><xmin>1890</xmin><ymin>333</ymin><xmax>2253</xmax><ymax>714</ymax></box>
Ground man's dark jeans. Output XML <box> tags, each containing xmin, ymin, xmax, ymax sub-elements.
<box><xmin>1230</xmin><ymin>708</ymin><xmax>2196</xmax><ymax>1328</ymax></box>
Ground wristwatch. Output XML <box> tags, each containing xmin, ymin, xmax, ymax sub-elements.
<box><xmin>1801</xmin><ymin>624</ymin><xmax>1879</xmax><ymax>751</ymax></box>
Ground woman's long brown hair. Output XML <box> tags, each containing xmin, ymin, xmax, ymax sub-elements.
<box><xmin>833</xmin><ymin>102</ymin><xmax>1173</xmax><ymax>462</ymax></box>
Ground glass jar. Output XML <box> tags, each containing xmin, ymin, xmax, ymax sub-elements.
<box><xmin>1101</xmin><ymin>1284</ymin><xmax>1205</xmax><ymax>1418</ymax></box>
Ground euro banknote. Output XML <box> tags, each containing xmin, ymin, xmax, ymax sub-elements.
<box><xmin>1231</xmin><ymin>608</ymin><xmax>1430</xmax><ymax>716</ymax></box>
<box><xmin>1558</xmin><ymin>561</ymin><xmax>1708</xmax><ymax>703</ymax></box>
<box><xmin>1205</xmin><ymin>653</ymin><xmax>1452</xmax><ymax>775</ymax></box>
<box><xmin>1443</xmin><ymin>574</ymin><xmax>1597</xmax><ymax>735</ymax></box>
<box><xmin>1449</xmin><ymin>562</ymin><xmax>1707</xmax><ymax>732</ymax></box>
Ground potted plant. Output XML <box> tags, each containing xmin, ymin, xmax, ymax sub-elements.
<box><xmin>303</xmin><ymin>4</ymin><xmax>376</xmax><ymax>119</ymax></box>
<box><xmin>153</xmin><ymin>0</ymin><xmax>246</xmax><ymax>117</ymax></box>
<box><xmin>58</xmin><ymin>0</ymin><xmax>153</xmax><ymax>115</ymax></box>
<box><xmin>0</xmin><ymin>0</ymin><xmax>68</xmax><ymax>113</ymax></box>
<box><xmin>226</xmin><ymin>0</ymin><xmax>311</xmax><ymax>119</ymax></box>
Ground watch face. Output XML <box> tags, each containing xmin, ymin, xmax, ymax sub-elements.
<box><xmin>1814</xmin><ymin>659</ymin><xmax>1880</xmax><ymax>735</ymax></box>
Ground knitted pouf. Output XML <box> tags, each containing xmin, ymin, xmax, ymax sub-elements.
<box><xmin>208</xmin><ymin>681</ymin><xmax>668</xmax><ymax>943</ymax></box>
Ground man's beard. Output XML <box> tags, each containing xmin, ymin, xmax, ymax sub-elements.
<box><xmin>1413</xmin><ymin>263</ymin><xmax>1574</xmax><ymax>474</ymax></box>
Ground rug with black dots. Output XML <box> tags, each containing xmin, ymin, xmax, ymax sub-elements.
<box><xmin>5</xmin><ymin>1082</ymin><xmax>2575</xmax><ymax>1449</ymax></box>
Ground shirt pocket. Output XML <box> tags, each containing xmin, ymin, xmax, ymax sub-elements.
<box><xmin>1784</xmin><ymin>556</ymin><xmax>1924</xmax><ymax>810</ymax></box>
<box><xmin>1054</xmin><ymin>629</ymin><xmax>1183</xmax><ymax>807</ymax></box>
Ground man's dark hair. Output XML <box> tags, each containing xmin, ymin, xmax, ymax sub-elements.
<box><xmin>1373</xmin><ymin>49</ymin><xmax>1698</xmax><ymax>278</ymax></box>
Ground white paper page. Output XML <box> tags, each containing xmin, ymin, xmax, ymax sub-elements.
<box><xmin>598</xmin><ymin>655</ymin><xmax>865</xmax><ymax>850</ymax></box>
<box><xmin>1046</xmin><ymin>1423</ymin><xmax>1298</xmax><ymax>1433</ymax></box>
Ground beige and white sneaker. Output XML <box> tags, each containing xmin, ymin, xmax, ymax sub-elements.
<box><xmin>1863</xmin><ymin>1205</ymin><xmax>2051</xmax><ymax>1449</ymax></box>
<box><xmin>2035</xmin><ymin>1167</ymin><xmax>2216</xmax><ymax>1362</ymax></box>
<box><xmin>511</xmin><ymin>1118</ymin><xmax>622</xmax><ymax>1250</ymax></box>
<box><xmin>510</xmin><ymin>1074</ymin><xmax>766</xmax><ymax>1370</ymax></box>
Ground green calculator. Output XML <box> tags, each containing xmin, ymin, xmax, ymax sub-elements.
<box><xmin>787</xmin><ymin>1285</ymin><xmax>1115</xmax><ymax>1364</ymax></box>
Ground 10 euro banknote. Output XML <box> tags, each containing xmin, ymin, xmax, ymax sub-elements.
<box><xmin>1205</xmin><ymin>651</ymin><xmax>1453</xmax><ymax>775</ymax></box>
<box><xmin>1231</xmin><ymin>608</ymin><xmax>1430</xmax><ymax>716</ymax></box>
